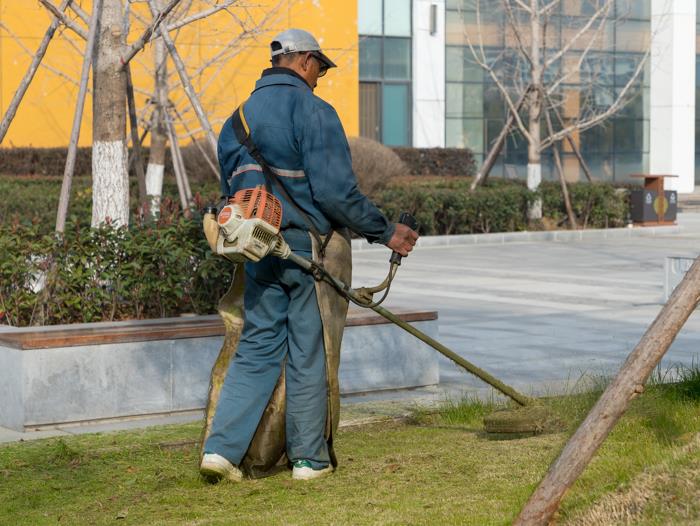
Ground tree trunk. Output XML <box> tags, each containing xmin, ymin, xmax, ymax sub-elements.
<box><xmin>544</xmin><ymin>109</ymin><xmax>577</xmax><ymax>229</ymax></box>
<box><xmin>470</xmin><ymin>88</ymin><xmax>529</xmax><ymax>192</ymax></box>
<box><xmin>527</xmin><ymin>0</ymin><xmax>543</xmax><ymax>221</ymax></box>
<box><xmin>56</xmin><ymin>0</ymin><xmax>102</xmax><ymax>233</ymax></box>
<box><xmin>91</xmin><ymin>0</ymin><xmax>129</xmax><ymax>227</ymax></box>
<box><xmin>146</xmin><ymin>24</ymin><xmax>168</xmax><ymax>219</ymax></box>
<box><xmin>515</xmin><ymin>256</ymin><xmax>700</xmax><ymax>525</ymax></box>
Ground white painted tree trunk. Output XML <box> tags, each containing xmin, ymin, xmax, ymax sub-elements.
<box><xmin>146</xmin><ymin>12</ymin><xmax>167</xmax><ymax>219</ymax></box>
<box><xmin>91</xmin><ymin>0</ymin><xmax>129</xmax><ymax>227</ymax></box>
<box><xmin>92</xmin><ymin>140</ymin><xmax>129</xmax><ymax>226</ymax></box>
<box><xmin>145</xmin><ymin>163</ymin><xmax>164</xmax><ymax>218</ymax></box>
<box><xmin>527</xmin><ymin>0</ymin><xmax>543</xmax><ymax>221</ymax></box>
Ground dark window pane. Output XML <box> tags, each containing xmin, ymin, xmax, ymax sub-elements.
<box><xmin>613</xmin><ymin>119</ymin><xmax>645</xmax><ymax>153</ymax></box>
<box><xmin>359</xmin><ymin>37</ymin><xmax>382</xmax><ymax>79</ymax></box>
<box><xmin>360</xmin><ymin>82</ymin><xmax>381</xmax><ymax>141</ymax></box>
<box><xmin>382</xmin><ymin>84</ymin><xmax>410</xmax><ymax>146</ymax></box>
<box><xmin>580</xmin><ymin>123</ymin><xmax>613</xmax><ymax>153</ymax></box>
<box><xmin>383</xmin><ymin>38</ymin><xmax>411</xmax><ymax>80</ymax></box>
<box><xmin>616</xmin><ymin>0</ymin><xmax>650</xmax><ymax>19</ymax></box>
<box><xmin>614</xmin><ymin>153</ymin><xmax>645</xmax><ymax>182</ymax></box>
<box><xmin>614</xmin><ymin>53</ymin><xmax>646</xmax><ymax>86</ymax></box>
<box><xmin>484</xmin><ymin>85</ymin><xmax>505</xmax><ymax>119</ymax></box>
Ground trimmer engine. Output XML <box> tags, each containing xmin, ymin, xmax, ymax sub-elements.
<box><xmin>214</xmin><ymin>186</ymin><xmax>290</xmax><ymax>262</ymax></box>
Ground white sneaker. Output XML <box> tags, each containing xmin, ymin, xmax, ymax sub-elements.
<box><xmin>292</xmin><ymin>459</ymin><xmax>334</xmax><ymax>481</ymax></box>
<box><xmin>200</xmin><ymin>453</ymin><xmax>243</xmax><ymax>482</ymax></box>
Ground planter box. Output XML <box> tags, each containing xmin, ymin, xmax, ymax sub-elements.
<box><xmin>0</xmin><ymin>309</ymin><xmax>438</xmax><ymax>431</ymax></box>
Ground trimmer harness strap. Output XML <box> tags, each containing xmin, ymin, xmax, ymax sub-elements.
<box><xmin>231</xmin><ymin>101</ymin><xmax>332</xmax><ymax>256</ymax></box>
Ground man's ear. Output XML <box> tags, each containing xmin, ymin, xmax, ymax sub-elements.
<box><xmin>301</xmin><ymin>52</ymin><xmax>312</xmax><ymax>73</ymax></box>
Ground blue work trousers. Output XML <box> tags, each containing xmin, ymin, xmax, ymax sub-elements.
<box><xmin>204</xmin><ymin>242</ymin><xmax>330</xmax><ymax>469</ymax></box>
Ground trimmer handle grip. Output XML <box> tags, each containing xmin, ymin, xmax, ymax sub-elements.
<box><xmin>390</xmin><ymin>212</ymin><xmax>418</xmax><ymax>266</ymax></box>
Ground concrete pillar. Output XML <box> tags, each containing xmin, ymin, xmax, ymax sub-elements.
<box><xmin>412</xmin><ymin>0</ymin><xmax>445</xmax><ymax>147</ymax></box>
<box><xmin>650</xmin><ymin>0</ymin><xmax>696</xmax><ymax>193</ymax></box>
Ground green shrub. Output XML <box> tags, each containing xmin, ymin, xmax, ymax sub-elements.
<box><xmin>540</xmin><ymin>181</ymin><xmax>629</xmax><ymax>229</ymax></box>
<box><xmin>0</xmin><ymin>212</ymin><xmax>233</xmax><ymax>327</ymax></box>
<box><xmin>376</xmin><ymin>178</ymin><xmax>629</xmax><ymax>235</ymax></box>
<box><xmin>376</xmin><ymin>178</ymin><xmax>533</xmax><ymax>234</ymax></box>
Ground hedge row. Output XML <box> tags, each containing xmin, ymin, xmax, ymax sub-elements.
<box><xmin>375</xmin><ymin>178</ymin><xmax>628</xmax><ymax>235</ymax></box>
<box><xmin>391</xmin><ymin>147</ymin><xmax>477</xmax><ymax>177</ymax></box>
<box><xmin>0</xmin><ymin>145</ymin><xmax>218</xmax><ymax>182</ymax></box>
<box><xmin>0</xmin><ymin>145</ymin><xmax>476</xmax><ymax>180</ymax></box>
<box><xmin>0</xmin><ymin>214</ymin><xmax>232</xmax><ymax>327</ymax></box>
<box><xmin>0</xmin><ymin>176</ymin><xmax>628</xmax><ymax>326</ymax></box>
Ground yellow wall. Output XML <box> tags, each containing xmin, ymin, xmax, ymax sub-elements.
<box><xmin>0</xmin><ymin>0</ymin><xmax>358</xmax><ymax>147</ymax></box>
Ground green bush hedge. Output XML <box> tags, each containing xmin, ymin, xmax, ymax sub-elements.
<box><xmin>0</xmin><ymin>213</ymin><xmax>232</xmax><ymax>327</ymax></box>
<box><xmin>376</xmin><ymin>178</ymin><xmax>629</xmax><ymax>235</ymax></box>
<box><xmin>0</xmin><ymin>175</ymin><xmax>629</xmax><ymax>326</ymax></box>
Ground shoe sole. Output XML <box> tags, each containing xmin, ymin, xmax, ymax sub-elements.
<box><xmin>200</xmin><ymin>457</ymin><xmax>243</xmax><ymax>482</ymax></box>
<box><xmin>292</xmin><ymin>465</ymin><xmax>334</xmax><ymax>481</ymax></box>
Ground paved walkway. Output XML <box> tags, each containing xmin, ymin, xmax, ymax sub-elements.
<box><xmin>349</xmin><ymin>213</ymin><xmax>700</xmax><ymax>404</ymax></box>
<box><xmin>3</xmin><ymin>215</ymin><xmax>700</xmax><ymax>443</ymax></box>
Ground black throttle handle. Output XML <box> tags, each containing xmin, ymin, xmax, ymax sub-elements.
<box><xmin>390</xmin><ymin>212</ymin><xmax>418</xmax><ymax>266</ymax></box>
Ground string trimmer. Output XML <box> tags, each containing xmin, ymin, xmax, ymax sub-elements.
<box><xmin>204</xmin><ymin>186</ymin><xmax>559</xmax><ymax>435</ymax></box>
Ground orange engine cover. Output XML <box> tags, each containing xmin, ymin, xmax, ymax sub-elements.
<box><xmin>229</xmin><ymin>186</ymin><xmax>282</xmax><ymax>230</ymax></box>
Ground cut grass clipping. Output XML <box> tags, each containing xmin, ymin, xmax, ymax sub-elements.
<box><xmin>2</xmin><ymin>366</ymin><xmax>700</xmax><ymax>525</ymax></box>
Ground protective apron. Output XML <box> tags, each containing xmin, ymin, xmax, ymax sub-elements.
<box><xmin>200</xmin><ymin>228</ymin><xmax>351</xmax><ymax>478</ymax></box>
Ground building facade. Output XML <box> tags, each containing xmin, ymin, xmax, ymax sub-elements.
<box><xmin>358</xmin><ymin>0</ymin><xmax>697</xmax><ymax>192</ymax></box>
<box><xmin>1</xmin><ymin>0</ymin><xmax>698</xmax><ymax>191</ymax></box>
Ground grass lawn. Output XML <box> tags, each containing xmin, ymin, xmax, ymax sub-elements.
<box><xmin>2</xmin><ymin>372</ymin><xmax>700</xmax><ymax>525</ymax></box>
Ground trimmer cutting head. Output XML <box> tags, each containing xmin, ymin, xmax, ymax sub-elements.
<box><xmin>483</xmin><ymin>404</ymin><xmax>563</xmax><ymax>436</ymax></box>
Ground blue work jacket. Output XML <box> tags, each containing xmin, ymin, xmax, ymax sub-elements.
<box><xmin>218</xmin><ymin>68</ymin><xmax>395</xmax><ymax>245</ymax></box>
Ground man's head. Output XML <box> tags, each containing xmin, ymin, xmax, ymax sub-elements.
<box><xmin>270</xmin><ymin>29</ymin><xmax>336</xmax><ymax>90</ymax></box>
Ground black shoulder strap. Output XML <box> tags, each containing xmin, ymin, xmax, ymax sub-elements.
<box><xmin>231</xmin><ymin>101</ymin><xmax>332</xmax><ymax>256</ymax></box>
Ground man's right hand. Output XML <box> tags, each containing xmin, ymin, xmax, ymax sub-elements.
<box><xmin>386</xmin><ymin>223</ymin><xmax>419</xmax><ymax>257</ymax></box>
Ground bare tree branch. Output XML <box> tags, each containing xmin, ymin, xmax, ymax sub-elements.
<box><xmin>39</xmin><ymin>0</ymin><xmax>88</xmax><ymax>40</ymax></box>
<box><xmin>56</xmin><ymin>0</ymin><xmax>103</xmax><ymax>233</ymax></box>
<box><xmin>147</xmin><ymin>0</ymin><xmax>218</xmax><ymax>156</ymax></box>
<box><xmin>463</xmin><ymin>4</ymin><xmax>533</xmax><ymax>142</ymax></box>
<box><xmin>68</xmin><ymin>1</ymin><xmax>89</xmax><ymax>23</ymax></box>
<box><xmin>503</xmin><ymin>0</ymin><xmax>533</xmax><ymax>66</ymax></box>
<box><xmin>512</xmin><ymin>0</ymin><xmax>532</xmax><ymax>12</ymax></box>
<box><xmin>542</xmin><ymin>49</ymin><xmax>649</xmax><ymax>148</ymax></box>
<box><xmin>0</xmin><ymin>22</ymin><xmax>81</xmax><ymax>87</ymax></box>
<box><xmin>0</xmin><ymin>0</ymin><xmax>72</xmax><ymax>144</ymax></box>
<box><xmin>121</xmin><ymin>0</ymin><xmax>183</xmax><ymax>67</ymax></box>
<box><xmin>165</xmin><ymin>0</ymin><xmax>237</xmax><ymax>31</ymax></box>
<box><xmin>545</xmin><ymin>0</ymin><xmax>612</xmax><ymax>68</ymax></box>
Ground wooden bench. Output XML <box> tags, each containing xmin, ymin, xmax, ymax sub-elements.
<box><xmin>0</xmin><ymin>308</ymin><xmax>439</xmax><ymax>431</ymax></box>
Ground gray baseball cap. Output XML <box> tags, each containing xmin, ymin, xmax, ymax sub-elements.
<box><xmin>270</xmin><ymin>29</ymin><xmax>337</xmax><ymax>71</ymax></box>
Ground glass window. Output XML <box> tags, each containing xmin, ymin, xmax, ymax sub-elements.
<box><xmin>382</xmin><ymin>84</ymin><xmax>410</xmax><ymax>146</ymax></box>
<box><xmin>445</xmin><ymin>46</ymin><xmax>483</xmax><ymax>82</ymax></box>
<box><xmin>580</xmin><ymin>123</ymin><xmax>613</xmax><ymax>153</ymax></box>
<box><xmin>616</xmin><ymin>0</ymin><xmax>650</xmax><ymax>20</ymax></box>
<box><xmin>615</xmin><ymin>20</ymin><xmax>650</xmax><ymax>53</ymax></box>
<box><xmin>360</xmin><ymin>82</ymin><xmax>381</xmax><ymax>141</ymax></box>
<box><xmin>383</xmin><ymin>38</ymin><xmax>411</xmax><ymax>80</ymax></box>
<box><xmin>445</xmin><ymin>118</ymin><xmax>483</xmax><ymax>152</ymax></box>
<box><xmin>358</xmin><ymin>0</ymin><xmax>382</xmax><ymax>35</ymax></box>
<box><xmin>446</xmin><ymin>83</ymin><xmax>485</xmax><ymax>119</ymax></box>
<box><xmin>359</xmin><ymin>37</ymin><xmax>382</xmax><ymax>78</ymax></box>
<box><xmin>614</xmin><ymin>53</ymin><xmax>646</xmax><ymax>86</ymax></box>
<box><xmin>613</xmin><ymin>119</ymin><xmax>645</xmax><ymax>153</ymax></box>
<box><xmin>384</xmin><ymin>0</ymin><xmax>411</xmax><ymax>37</ymax></box>
<box><xmin>483</xmin><ymin>85</ymin><xmax>504</xmax><ymax>119</ymax></box>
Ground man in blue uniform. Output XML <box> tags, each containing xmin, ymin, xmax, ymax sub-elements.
<box><xmin>200</xmin><ymin>29</ymin><xmax>418</xmax><ymax>482</ymax></box>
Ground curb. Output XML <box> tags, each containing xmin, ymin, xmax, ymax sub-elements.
<box><xmin>351</xmin><ymin>224</ymin><xmax>682</xmax><ymax>251</ymax></box>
